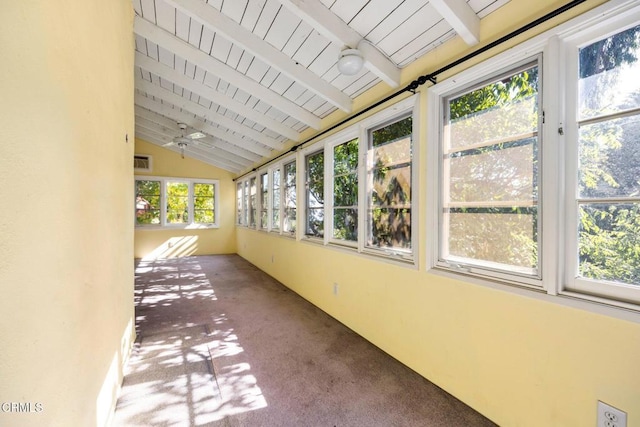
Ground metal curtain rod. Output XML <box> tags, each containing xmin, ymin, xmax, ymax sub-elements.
<box><xmin>233</xmin><ymin>0</ymin><xmax>587</xmax><ymax>181</ymax></box>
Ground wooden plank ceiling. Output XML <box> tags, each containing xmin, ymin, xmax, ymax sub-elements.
<box><xmin>133</xmin><ymin>0</ymin><xmax>510</xmax><ymax>173</ymax></box>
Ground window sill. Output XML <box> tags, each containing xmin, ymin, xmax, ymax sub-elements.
<box><xmin>135</xmin><ymin>224</ymin><xmax>219</xmax><ymax>230</ymax></box>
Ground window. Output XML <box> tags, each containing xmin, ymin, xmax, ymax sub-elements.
<box><xmin>236</xmin><ymin>182</ymin><xmax>243</xmax><ymax>225</ymax></box>
<box><xmin>260</xmin><ymin>172</ymin><xmax>268</xmax><ymax>230</ymax></box>
<box><xmin>440</xmin><ymin>61</ymin><xmax>541</xmax><ymax>280</ymax></box>
<box><xmin>136</xmin><ymin>180</ymin><xmax>161</xmax><ymax>225</ymax></box>
<box><xmin>332</xmin><ymin>138</ymin><xmax>359</xmax><ymax>243</ymax></box>
<box><xmin>272</xmin><ymin>168</ymin><xmax>281</xmax><ymax>232</ymax></box>
<box><xmin>366</xmin><ymin>115</ymin><xmax>413</xmax><ymax>254</ymax></box>
<box><xmin>135</xmin><ymin>176</ymin><xmax>219</xmax><ymax>228</ymax></box>
<box><xmin>249</xmin><ymin>177</ymin><xmax>257</xmax><ymax>228</ymax></box>
<box><xmin>243</xmin><ymin>180</ymin><xmax>249</xmax><ymax>226</ymax></box>
<box><xmin>565</xmin><ymin>21</ymin><xmax>640</xmax><ymax>303</ymax></box>
<box><xmin>305</xmin><ymin>151</ymin><xmax>324</xmax><ymax>238</ymax></box>
<box><xmin>194</xmin><ymin>183</ymin><xmax>215</xmax><ymax>223</ymax></box>
<box><xmin>428</xmin><ymin>1</ymin><xmax>640</xmax><ymax>310</ymax></box>
<box><xmin>289</xmin><ymin>96</ymin><xmax>416</xmax><ymax>261</ymax></box>
<box><xmin>283</xmin><ymin>160</ymin><xmax>297</xmax><ymax>235</ymax></box>
<box><xmin>167</xmin><ymin>181</ymin><xmax>189</xmax><ymax>224</ymax></box>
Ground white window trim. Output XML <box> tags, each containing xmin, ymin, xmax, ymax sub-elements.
<box><xmin>134</xmin><ymin>175</ymin><xmax>220</xmax><ymax>229</ymax></box>
<box><xmin>298</xmin><ymin>94</ymin><xmax>419</xmax><ymax>266</ymax></box>
<box><xmin>327</xmin><ymin>128</ymin><xmax>360</xmax><ymax>248</ymax></box>
<box><xmin>560</xmin><ymin>9</ymin><xmax>640</xmax><ymax>306</ymax></box>
<box><xmin>426</xmin><ymin>0</ymin><xmax>640</xmax><ymax>315</ymax></box>
<box><xmin>301</xmin><ymin>143</ymin><xmax>326</xmax><ymax>243</ymax></box>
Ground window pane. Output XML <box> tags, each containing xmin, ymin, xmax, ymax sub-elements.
<box><xmin>243</xmin><ymin>181</ymin><xmax>249</xmax><ymax>225</ymax></box>
<box><xmin>443</xmin><ymin>64</ymin><xmax>540</xmax><ymax>275</ymax></box>
<box><xmin>448</xmin><ymin>68</ymin><xmax>539</xmax><ymax>150</ymax></box>
<box><xmin>284</xmin><ymin>161</ymin><xmax>296</xmax><ymax>234</ymax></box>
<box><xmin>236</xmin><ymin>182</ymin><xmax>243</xmax><ymax>225</ymax></box>
<box><xmin>333</xmin><ymin>138</ymin><xmax>359</xmax><ymax>242</ymax></box>
<box><xmin>333</xmin><ymin>208</ymin><xmax>358</xmax><ymax>241</ymax></box>
<box><xmin>368</xmin><ymin>116</ymin><xmax>412</xmax><ymax>250</ymax></box>
<box><xmin>272</xmin><ymin>169</ymin><xmax>281</xmax><ymax>230</ymax></box>
<box><xmin>249</xmin><ymin>177</ymin><xmax>257</xmax><ymax>227</ymax></box>
<box><xmin>306</xmin><ymin>151</ymin><xmax>324</xmax><ymax>237</ymax></box>
<box><xmin>579</xmin><ymin>115</ymin><xmax>640</xmax><ymax>198</ymax></box>
<box><xmin>167</xmin><ymin>182</ymin><xmax>189</xmax><ymax>224</ymax></box>
<box><xmin>136</xmin><ymin>180</ymin><xmax>161</xmax><ymax>225</ymax></box>
<box><xmin>578</xmin><ymin>24</ymin><xmax>640</xmax><ymax>120</ymax></box>
<box><xmin>447</xmin><ymin>207</ymin><xmax>538</xmax><ymax>272</ymax></box>
<box><xmin>260</xmin><ymin>173</ymin><xmax>268</xmax><ymax>229</ymax></box>
<box><xmin>194</xmin><ymin>183</ymin><xmax>214</xmax><ymax>224</ymax></box>
<box><xmin>577</xmin><ymin>27</ymin><xmax>640</xmax><ymax>288</ymax></box>
<box><xmin>579</xmin><ymin>203</ymin><xmax>640</xmax><ymax>285</ymax></box>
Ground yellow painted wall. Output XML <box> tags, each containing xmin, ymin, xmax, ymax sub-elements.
<box><xmin>237</xmin><ymin>1</ymin><xmax>640</xmax><ymax>426</ymax></box>
<box><xmin>0</xmin><ymin>1</ymin><xmax>134</xmax><ymax>427</ymax></box>
<box><xmin>134</xmin><ymin>138</ymin><xmax>237</xmax><ymax>258</ymax></box>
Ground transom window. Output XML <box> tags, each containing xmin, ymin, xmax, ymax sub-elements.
<box><xmin>135</xmin><ymin>176</ymin><xmax>219</xmax><ymax>228</ymax></box>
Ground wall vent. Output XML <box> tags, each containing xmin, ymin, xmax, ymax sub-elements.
<box><xmin>134</xmin><ymin>154</ymin><xmax>152</xmax><ymax>172</ymax></box>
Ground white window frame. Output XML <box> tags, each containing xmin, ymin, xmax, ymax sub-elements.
<box><xmin>427</xmin><ymin>0</ymin><xmax>640</xmax><ymax>313</ymax></box>
<box><xmin>299</xmin><ymin>95</ymin><xmax>418</xmax><ymax>265</ymax></box>
<box><xmin>259</xmin><ymin>154</ymin><xmax>298</xmax><ymax>238</ymax></box>
<box><xmin>302</xmin><ymin>145</ymin><xmax>326</xmax><ymax>241</ymax></box>
<box><xmin>259</xmin><ymin>170</ymin><xmax>269</xmax><ymax>230</ymax></box>
<box><xmin>561</xmin><ymin>10</ymin><xmax>640</xmax><ymax>306</ymax></box>
<box><xmin>431</xmin><ymin>56</ymin><xmax>544</xmax><ymax>288</ymax></box>
<box><xmin>327</xmin><ymin>129</ymin><xmax>360</xmax><ymax>248</ymax></box>
<box><xmin>134</xmin><ymin>175</ymin><xmax>219</xmax><ymax>229</ymax></box>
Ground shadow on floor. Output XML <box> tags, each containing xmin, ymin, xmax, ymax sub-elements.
<box><xmin>113</xmin><ymin>255</ymin><xmax>496</xmax><ymax>427</ymax></box>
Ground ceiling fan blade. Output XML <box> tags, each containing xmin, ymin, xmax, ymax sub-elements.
<box><xmin>187</xmin><ymin>131</ymin><xmax>206</xmax><ymax>140</ymax></box>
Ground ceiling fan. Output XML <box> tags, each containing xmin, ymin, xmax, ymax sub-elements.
<box><xmin>164</xmin><ymin>123</ymin><xmax>206</xmax><ymax>158</ymax></box>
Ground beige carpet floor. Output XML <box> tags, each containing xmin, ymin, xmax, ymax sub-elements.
<box><xmin>113</xmin><ymin>255</ymin><xmax>496</xmax><ymax>427</ymax></box>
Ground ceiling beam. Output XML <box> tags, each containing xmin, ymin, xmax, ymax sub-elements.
<box><xmin>135</xmin><ymin>107</ymin><xmax>262</xmax><ymax>162</ymax></box>
<box><xmin>430</xmin><ymin>0</ymin><xmax>480</xmax><ymax>45</ymax></box>
<box><xmin>135</xmin><ymin>117</ymin><xmax>257</xmax><ymax>167</ymax></box>
<box><xmin>277</xmin><ymin>0</ymin><xmax>400</xmax><ymax>88</ymax></box>
<box><xmin>164</xmin><ymin>0</ymin><xmax>353</xmax><ymax>112</ymax></box>
<box><xmin>135</xmin><ymin>96</ymin><xmax>273</xmax><ymax>158</ymax></box>
<box><xmin>135</xmin><ymin>77</ymin><xmax>285</xmax><ymax>151</ymax></box>
<box><xmin>136</xmin><ymin>52</ymin><xmax>302</xmax><ymax>141</ymax></box>
<box><xmin>134</xmin><ymin>15</ymin><xmax>321</xmax><ymax>128</ymax></box>
<box><xmin>135</xmin><ymin>129</ymin><xmax>243</xmax><ymax>173</ymax></box>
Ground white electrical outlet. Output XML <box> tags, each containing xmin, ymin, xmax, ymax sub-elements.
<box><xmin>333</xmin><ymin>283</ymin><xmax>339</xmax><ymax>295</ymax></box>
<box><xmin>597</xmin><ymin>401</ymin><xmax>627</xmax><ymax>427</ymax></box>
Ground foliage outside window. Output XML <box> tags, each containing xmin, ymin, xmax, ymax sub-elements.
<box><xmin>136</xmin><ymin>180</ymin><xmax>161</xmax><ymax>225</ymax></box>
<box><xmin>167</xmin><ymin>181</ymin><xmax>189</xmax><ymax>224</ymax></box>
<box><xmin>574</xmin><ymin>24</ymin><xmax>640</xmax><ymax>289</ymax></box>
<box><xmin>249</xmin><ymin>177</ymin><xmax>257</xmax><ymax>227</ymax></box>
<box><xmin>333</xmin><ymin>138</ymin><xmax>359</xmax><ymax>242</ymax></box>
<box><xmin>442</xmin><ymin>62</ymin><xmax>540</xmax><ymax>277</ymax></box>
<box><xmin>306</xmin><ymin>150</ymin><xmax>324</xmax><ymax>238</ymax></box>
<box><xmin>272</xmin><ymin>168</ymin><xmax>281</xmax><ymax>231</ymax></box>
<box><xmin>367</xmin><ymin>116</ymin><xmax>413</xmax><ymax>252</ymax></box>
<box><xmin>243</xmin><ymin>180</ymin><xmax>249</xmax><ymax>226</ymax></box>
<box><xmin>194</xmin><ymin>183</ymin><xmax>215</xmax><ymax>224</ymax></box>
<box><xmin>236</xmin><ymin>182</ymin><xmax>243</xmax><ymax>225</ymax></box>
<box><xmin>135</xmin><ymin>176</ymin><xmax>218</xmax><ymax>228</ymax></box>
<box><xmin>260</xmin><ymin>172</ymin><xmax>268</xmax><ymax>229</ymax></box>
<box><xmin>284</xmin><ymin>161</ymin><xmax>297</xmax><ymax>234</ymax></box>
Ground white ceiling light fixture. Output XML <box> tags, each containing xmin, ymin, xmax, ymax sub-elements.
<box><xmin>337</xmin><ymin>48</ymin><xmax>364</xmax><ymax>76</ymax></box>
